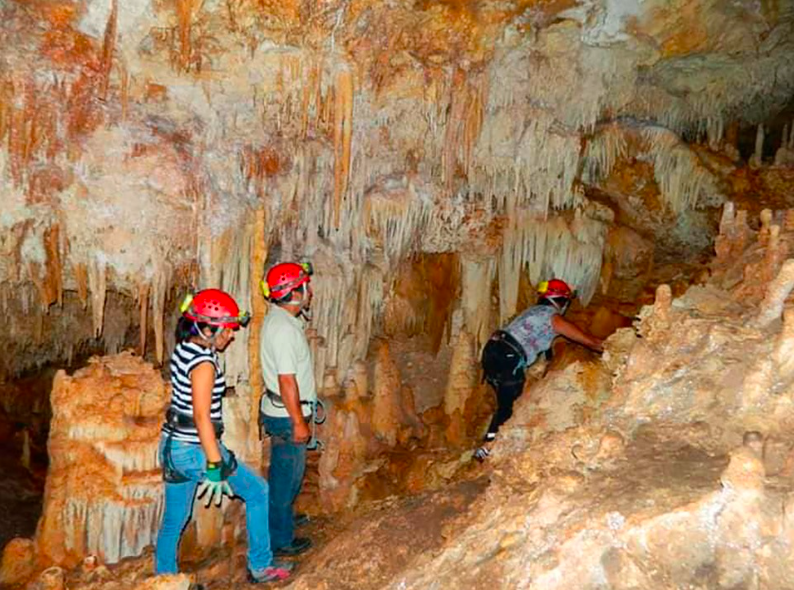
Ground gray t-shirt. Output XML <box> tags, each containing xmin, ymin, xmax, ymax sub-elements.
<box><xmin>260</xmin><ymin>305</ymin><xmax>317</xmax><ymax>418</ymax></box>
<box><xmin>503</xmin><ymin>305</ymin><xmax>559</xmax><ymax>365</ymax></box>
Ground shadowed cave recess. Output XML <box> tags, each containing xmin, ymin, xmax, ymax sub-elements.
<box><xmin>2</xmin><ymin>0</ymin><xmax>794</xmax><ymax>588</ymax></box>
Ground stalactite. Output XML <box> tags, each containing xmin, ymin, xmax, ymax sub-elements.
<box><xmin>99</xmin><ymin>0</ymin><xmax>118</xmax><ymax>100</ymax></box>
<box><xmin>74</xmin><ymin>263</ymin><xmax>89</xmax><ymax>310</ymax></box>
<box><xmin>176</xmin><ymin>0</ymin><xmax>196</xmax><ymax>72</ymax></box>
<box><xmin>640</xmin><ymin>127</ymin><xmax>722</xmax><ymax>213</ymax></box>
<box><xmin>43</xmin><ymin>224</ymin><xmax>62</xmax><ymax>309</ymax></box>
<box><xmin>363</xmin><ymin>180</ymin><xmax>432</xmax><ymax>263</ymax></box>
<box><xmin>120</xmin><ymin>61</ymin><xmax>129</xmax><ymax>120</ymax></box>
<box><xmin>138</xmin><ymin>283</ymin><xmax>149</xmax><ymax>357</ymax></box>
<box><xmin>211</xmin><ymin>222</ymin><xmax>255</xmax><ymax>385</ymax></box>
<box><xmin>505</xmin><ymin>211</ymin><xmax>608</xmax><ymax>308</ymax></box>
<box><xmin>442</xmin><ymin>69</ymin><xmax>469</xmax><ymax>193</ymax></box>
<box><xmin>581</xmin><ymin>123</ymin><xmax>628</xmax><ymax>184</ymax></box>
<box><xmin>151</xmin><ymin>265</ymin><xmax>169</xmax><ymax>365</ymax></box>
<box><xmin>498</xmin><ymin>222</ymin><xmax>522</xmax><ymax>324</ymax></box>
<box><xmin>461</xmin><ymin>256</ymin><xmax>495</xmax><ymax>352</ymax></box>
<box><xmin>422</xmin><ymin>254</ymin><xmax>460</xmax><ymax>355</ymax></box>
<box><xmin>333</xmin><ymin>66</ymin><xmax>354</xmax><ymax>228</ymax></box>
<box><xmin>87</xmin><ymin>258</ymin><xmax>107</xmax><ymax>338</ymax></box>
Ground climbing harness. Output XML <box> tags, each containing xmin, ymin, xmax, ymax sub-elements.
<box><xmin>482</xmin><ymin>330</ymin><xmax>528</xmax><ymax>386</ymax></box>
<box><xmin>162</xmin><ymin>431</ymin><xmax>189</xmax><ymax>483</ymax></box>
<box><xmin>259</xmin><ymin>390</ymin><xmax>327</xmax><ymax>451</ymax></box>
<box><xmin>162</xmin><ymin>408</ymin><xmax>226</xmax><ymax>483</ymax></box>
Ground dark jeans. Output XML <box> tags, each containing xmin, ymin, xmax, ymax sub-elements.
<box><xmin>263</xmin><ymin>415</ymin><xmax>307</xmax><ymax>549</ymax></box>
<box><xmin>481</xmin><ymin>337</ymin><xmax>527</xmax><ymax>439</ymax></box>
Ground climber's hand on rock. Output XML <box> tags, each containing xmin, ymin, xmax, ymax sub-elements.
<box><xmin>293</xmin><ymin>419</ymin><xmax>311</xmax><ymax>444</ymax></box>
<box><xmin>197</xmin><ymin>464</ymin><xmax>232</xmax><ymax>507</ymax></box>
<box><xmin>474</xmin><ymin>446</ymin><xmax>491</xmax><ymax>462</ymax></box>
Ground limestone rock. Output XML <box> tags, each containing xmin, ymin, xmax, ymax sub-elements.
<box><xmin>0</xmin><ymin>537</ymin><xmax>37</xmax><ymax>586</ymax></box>
<box><xmin>132</xmin><ymin>574</ymin><xmax>193</xmax><ymax>590</ymax></box>
<box><xmin>26</xmin><ymin>566</ymin><xmax>64</xmax><ymax>590</ymax></box>
<box><xmin>35</xmin><ymin>352</ymin><xmax>168</xmax><ymax>567</ymax></box>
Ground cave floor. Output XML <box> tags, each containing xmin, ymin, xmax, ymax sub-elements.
<box><xmin>54</xmin><ymin>423</ymin><xmax>757</xmax><ymax>590</ymax></box>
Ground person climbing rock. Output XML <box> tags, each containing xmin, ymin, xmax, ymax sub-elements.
<box><xmin>475</xmin><ymin>279</ymin><xmax>603</xmax><ymax>461</ymax></box>
<box><xmin>155</xmin><ymin>289</ymin><xmax>293</xmax><ymax>584</ymax></box>
<box><xmin>259</xmin><ymin>261</ymin><xmax>317</xmax><ymax>558</ymax></box>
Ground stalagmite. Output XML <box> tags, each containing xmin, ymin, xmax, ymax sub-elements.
<box><xmin>0</xmin><ymin>538</ymin><xmax>36</xmax><ymax>586</ymax></box>
<box><xmin>751</xmin><ymin>124</ymin><xmax>765</xmax><ymax>168</ymax></box>
<box><xmin>773</xmin><ymin>309</ymin><xmax>794</xmax><ymax>381</ymax></box>
<box><xmin>248</xmin><ymin>209</ymin><xmax>268</xmax><ymax>457</ymax></box>
<box><xmin>759</xmin><ymin>209</ymin><xmax>773</xmax><ymax>243</ymax></box>
<box><xmin>36</xmin><ymin>353</ymin><xmax>168</xmax><ymax>566</ymax></box>
<box><xmin>756</xmin><ymin>259</ymin><xmax>794</xmax><ymax>328</ymax></box>
<box><xmin>444</xmin><ymin>330</ymin><xmax>478</xmax><ymax>446</ymax></box>
<box><xmin>318</xmin><ymin>408</ymin><xmax>367</xmax><ymax>512</ymax></box>
<box><xmin>371</xmin><ymin>341</ymin><xmax>403</xmax><ymax>447</ymax></box>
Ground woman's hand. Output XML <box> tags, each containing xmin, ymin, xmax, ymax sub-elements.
<box><xmin>197</xmin><ymin>462</ymin><xmax>232</xmax><ymax>507</ymax></box>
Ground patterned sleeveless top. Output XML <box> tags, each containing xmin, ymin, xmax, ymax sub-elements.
<box><xmin>162</xmin><ymin>341</ymin><xmax>225</xmax><ymax>443</ymax></box>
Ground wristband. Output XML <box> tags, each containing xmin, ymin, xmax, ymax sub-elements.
<box><xmin>206</xmin><ymin>461</ymin><xmax>222</xmax><ymax>482</ymax></box>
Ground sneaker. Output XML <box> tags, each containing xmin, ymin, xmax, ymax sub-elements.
<box><xmin>247</xmin><ymin>561</ymin><xmax>294</xmax><ymax>583</ymax></box>
<box><xmin>294</xmin><ymin>513</ymin><xmax>310</xmax><ymax>528</ymax></box>
<box><xmin>274</xmin><ymin>537</ymin><xmax>313</xmax><ymax>557</ymax></box>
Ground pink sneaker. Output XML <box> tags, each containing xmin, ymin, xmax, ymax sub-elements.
<box><xmin>247</xmin><ymin>561</ymin><xmax>293</xmax><ymax>583</ymax></box>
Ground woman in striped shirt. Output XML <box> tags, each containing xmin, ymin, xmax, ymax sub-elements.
<box><xmin>155</xmin><ymin>289</ymin><xmax>292</xmax><ymax>584</ymax></box>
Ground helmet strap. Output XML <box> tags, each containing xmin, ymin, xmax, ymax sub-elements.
<box><xmin>194</xmin><ymin>321</ymin><xmax>219</xmax><ymax>350</ymax></box>
<box><xmin>553</xmin><ymin>298</ymin><xmax>570</xmax><ymax>315</ymax></box>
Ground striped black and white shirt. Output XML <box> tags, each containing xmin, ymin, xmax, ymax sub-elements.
<box><xmin>162</xmin><ymin>341</ymin><xmax>225</xmax><ymax>444</ymax></box>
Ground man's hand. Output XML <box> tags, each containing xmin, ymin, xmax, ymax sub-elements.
<box><xmin>293</xmin><ymin>419</ymin><xmax>311</xmax><ymax>444</ymax></box>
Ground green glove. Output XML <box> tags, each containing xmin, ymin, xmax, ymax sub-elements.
<box><xmin>196</xmin><ymin>463</ymin><xmax>233</xmax><ymax>507</ymax></box>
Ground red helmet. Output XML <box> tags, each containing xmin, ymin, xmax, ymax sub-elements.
<box><xmin>180</xmin><ymin>289</ymin><xmax>250</xmax><ymax>328</ymax></box>
<box><xmin>538</xmin><ymin>279</ymin><xmax>574</xmax><ymax>300</ymax></box>
<box><xmin>261</xmin><ymin>261</ymin><xmax>313</xmax><ymax>301</ymax></box>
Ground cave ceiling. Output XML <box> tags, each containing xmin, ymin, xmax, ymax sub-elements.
<box><xmin>1</xmin><ymin>0</ymin><xmax>793</xmax><ymax>374</ymax></box>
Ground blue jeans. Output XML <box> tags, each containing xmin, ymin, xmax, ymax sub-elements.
<box><xmin>155</xmin><ymin>437</ymin><xmax>273</xmax><ymax>574</ymax></box>
<box><xmin>263</xmin><ymin>416</ymin><xmax>307</xmax><ymax>549</ymax></box>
